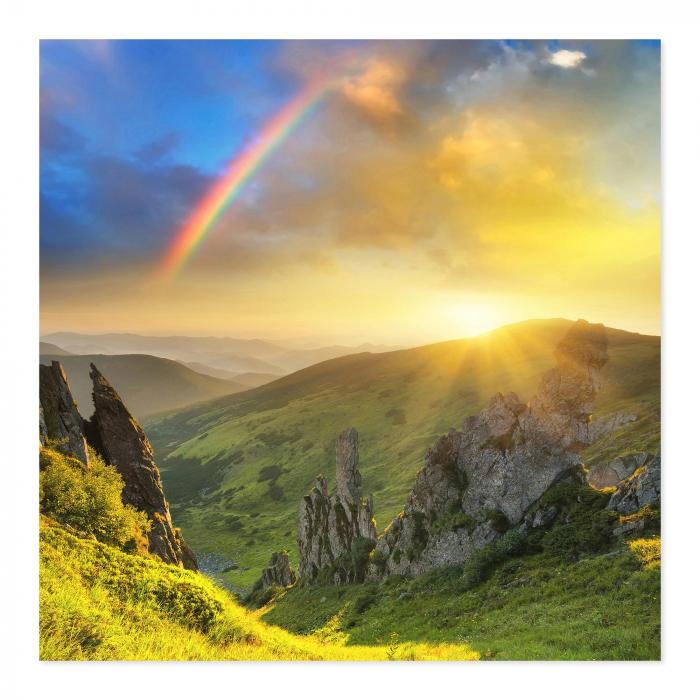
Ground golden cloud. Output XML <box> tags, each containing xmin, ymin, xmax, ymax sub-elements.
<box><xmin>341</xmin><ymin>58</ymin><xmax>406</xmax><ymax>123</ymax></box>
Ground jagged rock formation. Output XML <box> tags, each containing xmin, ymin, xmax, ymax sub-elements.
<box><xmin>254</xmin><ymin>551</ymin><xmax>296</xmax><ymax>590</ymax></box>
<box><xmin>38</xmin><ymin>360</ymin><xmax>196</xmax><ymax>570</ymax></box>
<box><xmin>607</xmin><ymin>453</ymin><xmax>660</xmax><ymax>515</ymax></box>
<box><xmin>39</xmin><ymin>361</ymin><xmax>89</xmax><ymax>465</ymax></box>
<box><xmin>87</xmin><ymin>364</ymin><xmax>197</xmax><ymax>570</ymax></box>
<box><xmin>368</xmin><ymin>319</ymin><xmax>609</xmax><ymax>579</ymax></box>
<box><xmin>297</xmin><ymin>428</ymin><xmax>376</xmax><ymax>583</ymax></box>
<box><xmin>588</xmin><ymin>452</ymin><xmax>650</xmax><ymax>489</ymax></box>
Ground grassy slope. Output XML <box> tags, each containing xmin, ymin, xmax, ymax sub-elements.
<box><xmin>145</xmin><ymin>319</ymin><xmax>660</xmax><ymax>589</ymax></box>
<box><xmin>261</xmin><ymin>537</ymin><xmax>660</xmax><ymax>660</ymax></box>
<box><xmin>40</xmin><ymin>521</ymin><xmax>476</xmax><ymax>660</ymax></box>
<box><xmin>40</xmin><ymin>353</ymin><xmax>246</xmax><ymax>419</ymax></box>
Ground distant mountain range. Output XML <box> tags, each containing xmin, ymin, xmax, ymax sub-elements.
<box><xmin>41</xmin><ymin>332</ymin><xmax>401</xmax><ymax>376</ymax></box>
<box><xmin>39</xmin><ymin>353</ymin><xmax>247</xmax><ymax>418</ymax></box>
<box><xmin>40</xmin><ymin>341</ymin><xmax>72</xmax><ymax>356</ymax></box>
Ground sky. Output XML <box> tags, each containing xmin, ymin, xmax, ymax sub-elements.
<box><xmin>40</xmin><ymin>40</ymin><xmax>660</xmax><ymax>345</ymax></box>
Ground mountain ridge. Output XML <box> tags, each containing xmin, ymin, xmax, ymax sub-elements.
<box><xmin>144</xmin><ymin>318</ymin><xmax>660</xmax><ymax>589</ymax></box>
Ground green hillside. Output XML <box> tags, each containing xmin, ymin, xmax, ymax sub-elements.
<box><xmin>40</xmin><ymin>353</ymin><xmax>246</xmax><ymax>418</ymax></box>
<box><xmin>39</xmin><ymin>449</ymin><xmax>471</xmax><ymax>661</ymax></box>
<box><xmin>145</xmin><ymin>319</ymin><xmax>660</xmax><ymax>590</ymax></box>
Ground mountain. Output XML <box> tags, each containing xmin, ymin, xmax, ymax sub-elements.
<box><xmin>183</xmin><ymin>364</ymin><xmax>281</xmax><ymax>388</ymax></box>
<box><xmin>196</xmin><ymin>352</ymin><xmax>286</xmax><ymax>375</ymax></box>
<box><xmin>229</xmin><ymin>372</ymin><xmax>282</xmax><ymax>388</ymax></box>
<box><xmin>39</xmin><ymin>341</ymin><xmax>72</xmax><ymax>355</ymax></box>
<box><xmin>144</xmin><ymin>319</ymin><xmax>660</xmax><ymax>589</ymax></box>
<box><xmin>41</xmin><ymin>331</ymin><xmax>284</xmax><ymax>359</ymax></box>
<box><xmin>41</xmin><ymin>331</ymin><xmax>401</xmax><ymax>374</ymax></box>
<box><xmin>40</xmin><ymin>353</ymin><xmax>247</xmax><ymax>418</ymax></box>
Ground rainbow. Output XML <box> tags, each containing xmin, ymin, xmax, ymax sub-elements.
<box><xmin>157</xmin><ymin>77</ymin><xmax>336</xmax><ymax>277</ymax></box>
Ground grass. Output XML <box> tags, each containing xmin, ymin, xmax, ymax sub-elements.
<box><xmin>40</xmin><ymin>521</ymin><xmax>477</xmax><ymax>660</ymax></box>
<box><xmin>144</xmin><ymin>319</ymin><xmax>660</xmax><ymax>590</ymax></box>
<box><xmin>261</xmin><ymin>541</ymin><xmax>660</xmax><ymax>660</ymax></box>
<box><xmin>260</xmin><ymin>473</ymin><xmax>661</xmax><ymax>660</ymax></box>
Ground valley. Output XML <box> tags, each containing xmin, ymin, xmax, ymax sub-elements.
<box><xmin>144</xmin><ymin>319</ymin><xmax>660</xmax><ymax>590</ymax></box>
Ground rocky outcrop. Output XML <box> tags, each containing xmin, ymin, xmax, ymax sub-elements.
<box><xmin>39</xmin><ymin>360</ymin><xmax>196</xmax><ymax>570</ymax></box>
<box><xmin>297</xmin><ymin>428</ymin><xmax>376</xmax><ymax>583</ymax></box>
<box><xmin>588</xmin><ymin>410</ymin><xmax>638</xmax><ymax>442</ymax></box>
<box><xmin>87</xmin><ymin>363</ymin><xmax>197</xmax><ymax>570</ymax></box>
<box><xmin>588</xmin><ymin>452</ymin><xmax>650</xmax><ymax>489</ymax></box>
<box><xmin>254</xmin><ymin>551</ymin><xmax>296</xmax><ymax>590</ymax></box>
<box><xmin>607</xmin><ymin>454</ymin><xmax>660</xmax><ymax>515</ymax></box>
<box><xmin>368</xmin><ymin>319</ymin><xmax>609</xmax><ymax>579</ymax></box>
<box><xmin>39</xmin><ymin>361</ymin><xmax>89</xmax><ymax>465</ymax></box>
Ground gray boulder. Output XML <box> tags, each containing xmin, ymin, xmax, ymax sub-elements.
<box><xmin>255</xmin><ymin>551</ymin><xmax>296</xmax><ymax>590</ymax></box>
<box><xmin>607</xmin><ymin>454</ymin><xmax>660</xmax><ymax>515</ymax></box>
<box><xmin>588</xmin><ymin>452</ymin><xmax>649</xmax><ymax>489</ymax></box>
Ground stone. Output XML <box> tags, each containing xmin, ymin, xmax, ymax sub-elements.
<box><xmin>607</xmin><ymin>454</ymin><xmax>660</xmax><ymax>515</ymax></box>
<box><xmin>588</xmin><ymin>411</ymin><xmax>639</xmax><ymax>442</ymax></box>
<box><xmin>87</xmin><ymin>363</ymin><xmax>197</xmax><ymax>570</ymax></box>
<box><xmin>588</xmin><ymin>452</ymin><xmax>650</xmax><ymax>489</ymax></box>
<box><xmin>254</xmin><ymin>551</ymin><xmax>296</xmax><ymax>590</ymax></box>
<box><xmin>39</xmin><ymin>361</ymin><xmax>89</xmax><ymax>465</ymax></box>
<box><xmin>297</xmin><ymin>429</ymin><xmax>376</xmax><ymax>583</ymax></box>
<box><xmin>368</xmin><ymin>320</ymin><xmax>609</xmax><ymax>580</ymax></box>
<box><xmin>613</xmin><ymin>519</ymin><xmax>645</xmax><ymax>537</ymax></box>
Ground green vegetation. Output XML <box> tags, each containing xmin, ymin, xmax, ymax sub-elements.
<box><xmin>144</xmin><ymin>319</ymin><xmax>660</xmax><ymax>589</ymax></box>
<box><xmin>262</xmin><ymin>473</ymin><xmax>660</xmax><ymax>660</ymax></box>
<box><xmin>39</xmin><ymin>522</ymin><xmax>477</xmax><ymax>660</ymax></box>
<box><xmin>262</xmin><ymin>540</ymin><xmax>659</xmax><ymax>660</ymax></box>
<box><xmin>40</xmin><ymin>447</ymin><xmax>149</xmax><ymax>552</ymax></box>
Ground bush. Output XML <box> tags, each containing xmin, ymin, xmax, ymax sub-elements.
<box><xmin>462</xmin><ymin>529</ymin><xmax>527</xmax><ymax>589</ymax></box>
<box><xmin>484</xmin><ymin>509</ymin><xmax>510</xmax><ymax>534</ymax></box>
<box><xmin>40</xmin><ymin>447</ymin><xmax>149</xmax><ymax>551</ymax></box>
<box><xmin>430</xmin><ymin>507</ymin><xmax>477</xmax><ymax>536</ymax></box>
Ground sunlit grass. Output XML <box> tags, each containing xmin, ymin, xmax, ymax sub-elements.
<box><xmin>40</xmin><ymin>523</ymin><xmax>477</xmax><ymax>660</ymax></box>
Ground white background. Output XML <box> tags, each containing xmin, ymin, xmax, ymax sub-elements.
<box><xmin>1</xmin><ymin>1</ymin><xmax>698</xmax><ymax>697</ymax></box>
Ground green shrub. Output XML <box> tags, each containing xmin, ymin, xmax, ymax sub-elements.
<box><xmin>484</xmin><ymin>509</ymin><xmax>510</xmax><ymax>534</ymax></box>
<box><xmin>40</xmin><ymin>448</ymin><xmax>149</xmax><ymax>551</ymax></box>
<box><xmin>430</xmin><ymin>507</ymin><xmax>477</xmax><ymax>536</ymax></box>
<box><xmin>462</xmin><ymin>529</ymin><xmax>527</xmax><ymax>589</ymax></box>
<box><xmin>352</xmin><ymin>587</ymin><xmax>378</xmax><ymax>615</ymax></box>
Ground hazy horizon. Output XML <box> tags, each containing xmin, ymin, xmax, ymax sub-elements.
<box><xmin>40</xmin><ymin>315</ymin><xmax>660</xmax><ymax>352</ymax></box>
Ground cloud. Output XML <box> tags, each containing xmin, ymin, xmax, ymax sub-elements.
<box><xmin>135</xmin><ymin>132</ymin><xmax>181</xmax><ymax>164</ymax></box>
<box><xmin>341</xmin><ymin>58</ymin><xmax>406</xmax><ymax>123</ymax></box>
<box><xmin>548</xmin><ymin>49</ymin><xmax>587</xmax><ymax>69</ymax></box>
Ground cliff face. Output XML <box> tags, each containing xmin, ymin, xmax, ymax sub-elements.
<box><xmin>87</xmin><ymin>364</ymin><xmax>197</xmax><ymax>570</ymax></box>
<box><xmin>39</xmin><ymin>362</ymin><xmax>89</xmax><ymax>465</ymax></box>
<box><xmin>297</xmin><ymin>428</ymin><xmax>376</xmax><ymax>583</ymax></box>
<box><xmin>368</xmin><ymin>319</ymin><xmax>609</xmax><ymax>579</ymax></box>
<box><xmin>39</xmin><ymin>360</ymin><xmax>196</xmax><ymax>570</ymax></box>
